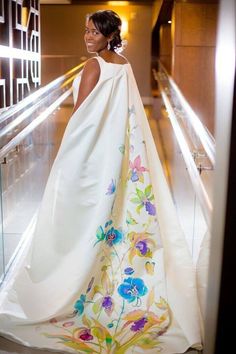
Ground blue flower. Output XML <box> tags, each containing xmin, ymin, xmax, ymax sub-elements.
<box><xmin>74</xmin><ymin>294</ymin><xmax>86</xmax><ymax>315</ymax></box>
<box><xmin>74</xmin><ymin>300</ymin><xmax>84</xmax><ymax>315</ymax></box>
<box><xmin>118</xmin><ymin>277</ymin><xmax>148</xmax><ymax>303</ymax></box>
<box><xmin>105</xmin><ymin>227</ymin><xmax>123</xmax><ymax>247</ymax></box>
<box><xmin>131</xmin><ymin>170</ymin><xmax>139</xmax><ymax>182</ymax></box>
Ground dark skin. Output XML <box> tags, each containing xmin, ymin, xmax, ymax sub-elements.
<box><xmin>72</xmin><ymin>19</ymin><xmax>128</xmax><ymax>114</ymax></box>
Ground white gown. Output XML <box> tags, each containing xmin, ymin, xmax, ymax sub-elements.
<box><xmin>0</xmin><ymin>56</ymin><xmax>202</xmax><ymax>353</ymax></box>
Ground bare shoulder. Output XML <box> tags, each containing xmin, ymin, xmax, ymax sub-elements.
<box><xmin>82</xmin><ymin>57</ymin><xmax>100</xmax><ymax>81</ymax></box>
<box><xmin>112</xmin><ymin>53</ymin><xmax>128</xmax><ymax>64</ymax></box>
<box><xmin>116</xmin><ymin>54</ymin><xmax>129</xmax><ymax>64</ymax></box>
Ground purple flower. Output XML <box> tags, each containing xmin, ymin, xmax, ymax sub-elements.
<box><xmin>145</xmin><ymin>201</ymin><xmax>156</xmax><ymax>216</ymax></box>
<box><xmin>102</xmin><ymin>296</ymin><xmax>113</xmax><ymax>310</ymax></box>
<box><xmin>131</xmin><ymin>317</ymin><xmax>148</xmax><ymax>332</ymax></box>
<box><xmin>135</xmin><ymin>240</ymin><xmax>148</xmax><ymax>255</ymax></box>
<box><xmin>131</xmin><ymin>170</ymin><xmax>139</xmax><ymax>182</ymax></box>
<box><xmin>106</xmin><ymin>179</ymin><xmax>116</xmax><ymax>195</ymax></box>
<box><xmin>124</xmin><ymin>267</ymin><xmax>135</xmax><ymax>275</ymax></box>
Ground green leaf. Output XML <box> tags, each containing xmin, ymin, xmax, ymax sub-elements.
<box><xmin>130</xmin><ymin>197</ymin><xmax>140</xmax><ymax>204</ymax></box>
<box><xmin>92</xmin><ymin>299</ymin><xmax>102</xmax><ymax>314</ymax></box>
<box><xmin>136</xmin><ymin>204</ymin><xmax>143</xmax><ymax>214</ymax></box>
<box><xmin>136</xmin><ymin>188</ymin><xmax>145</xmax><ymax>200</ymax></box>
<box><xmin>145</xmin><ymin>185</ymin><xmax>152</xmax><ymax>197</ymax></box>
<box><xmin>92</xmin><ymin>327</ymin><xmax>106</xmax><ymax>341</ymax></box>
<box><xmin>96</xmin><ymin>226</ymin><xmax>105</xmax><ymax>240</ymax></box>
<box><xmin>62</xmin><ymin>341</ymin><xmax>95</xmax><ymax>352</ymax></box>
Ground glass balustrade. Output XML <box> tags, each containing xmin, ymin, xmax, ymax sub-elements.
<box><xmin>152</xmin><ymin>62</ymin><xmax>215</xmax><ymax>264</ymax></box>
<box><xmin>0</xmin><ymin>103</ymin><xmax>74</xmax><ymax>283</ymax></box>
<box><xmin>0</xmin><ymin>63</ymin><xmax>84</xmax><ymax>284</ymax></box>
<box><xmin>155</xmin><ymin>106</ymin><xmax>210</xmax><ymax>263</ymax></box>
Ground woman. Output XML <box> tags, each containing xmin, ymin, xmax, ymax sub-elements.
<box><xmin>0</xmin><ymin>10</ymin><xmax>202</xmax><ymax>354</ymax></box>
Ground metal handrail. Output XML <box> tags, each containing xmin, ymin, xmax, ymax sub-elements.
<box><xmin>0</xmin><ymin>89</ymin><xmax>72</xmax><ymax>162</ymax></box>
<box><xmin>156</xmin><ymin>60</ymin><xmax>215</xmax><ymax>165</ymax></box>
<box><xmin>0</xmin><ymin>62</ymin><xmax>85</xmax><ymax>125</ymax></box>
<box><xmin>153</xmin><ymin>64</ymin><xmax>214</xmax><ymax>227</ymax></box>
<box><xmin>0</xmin><ymin>61</ymin><xmax>85</xmax><ymax>162</ymax></box>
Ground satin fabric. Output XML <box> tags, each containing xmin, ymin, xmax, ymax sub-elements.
<box><xmin>0</xmin><ymin>56</ymin><xmax>202</xmax><ymax>353</ymax></box>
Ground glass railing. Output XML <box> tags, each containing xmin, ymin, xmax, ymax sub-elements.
<box><xmin>153</xmin><ymin>60</ymin><xmax>215</xmax><ymax>263</ymax></box>
<box><xmin>0</xmin><ymin>62</ymin><xmax>85</xmax><ymax>284</ymax></box>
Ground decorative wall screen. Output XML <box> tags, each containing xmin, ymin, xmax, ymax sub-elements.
<box><xmin>0</xmin><ymin>0</ymin><xmax>40</xmax><ymax>109</ymax></box>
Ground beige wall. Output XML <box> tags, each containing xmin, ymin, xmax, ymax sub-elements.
<box><xmin>40</xmin><ymin>4</ymin><xmax>153</xmax><ymax>98</ymax></box>
<box><xmin>171</xmin><ymin>1</ymin><xmax>218</xmax><ymax>135</ymax></box>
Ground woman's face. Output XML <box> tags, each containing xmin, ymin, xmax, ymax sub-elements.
<box><xmin>84</xmin><ymin>19</ymin><xmax>108</xmax><ymax>54</ymax></box>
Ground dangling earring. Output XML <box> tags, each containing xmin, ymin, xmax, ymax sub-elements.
<box><xmin>107</xmin><ymin>41</ymin><xmax>111</xmax><ymax>50</ymax></box>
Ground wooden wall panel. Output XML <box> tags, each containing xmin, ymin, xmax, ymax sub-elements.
<box><xmin>171</xmin><ymin>1</ymin><xmax>218</xmax><ymax>135</ymax></box>
<box><xmin>159</xmin><ymin>24</ymin><xmax>172</xmax><ymax>73</ymax></box>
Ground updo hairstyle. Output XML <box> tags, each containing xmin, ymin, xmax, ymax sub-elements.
<box><xmin>88</xmin><ymin>10</ymin><xmax>122</xmax><ymax>52</ymax></box>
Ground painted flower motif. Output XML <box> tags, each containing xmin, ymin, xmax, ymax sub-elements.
<box><xmin>102</xmin><ymin>296</ymin><xmax>113</xmax><ymax>310</ymax></box>
<box><xmin>106</xmin><ymin>179</ymin><xmax>116</xmax><ymax>195</ymax></box>
<box><xmin>128</xmin><ymin>155</ymin><xmax>148</xmax><ymax>183</ymax></box>
<box><xmin>135</xmin><ymin>240</ymin><xmax>148</xmax><ymax>256</ymax></box>
<box><xmin>75</xmin><ymin>328</ymin><xmax>93</xmax><ymax>341</ymax></box>
<box><xmin>49</xmin><ymin>318</ymin><xmax>57</xmax><ymax>324</ymax></box>
<box><xmin>62</xmin><ymin>321</ymin><xmax>75</xmax><ymax>327</ymax></box>
<box><xmin>145</xmin><ymin>261</ymin><xmax>155</xmax><ymax>275</ymax></box>
<box><xmin>105</xmin><ymin>227</ymin><xmax>123</xmax><ymax>247</ymax></box>
<box><xmin>130</xmin><ymin>185</ymin><xmax>156</xmax><ymax>216</ymax></box>
<box><xmin>130</xmin><ymin>144</ymin><xmax>134</xmax><ymax>153</ymax></box>
<box><xmin>127</xmin><ymin>232</ymin><xmax>155</xmax><ymax>263</ymax></box>
<box><xmin>118</xmin><ymin>277</ymin><xmax>148</xmax><ymax>303</ymax></box>
<box><xmin>74</xmin><ymin>294</ymin><xmax>86</xmax><ymax>315</ymax></box>
<box><xmin>126</xmin><ymin>210</ymin><xmax>138</xmax><ymax>226</ymax></box>
<box><xmin>145</xmin><ymin>201</ymin><xmax>156</xmax><ymax>216</ymax></box>
<box><xmin>131</xmin><ymin>317</ymin><xmax>148</xmax><ymax>332</ymax></box>
<box><xmin>124</xmin><ymin>267</ymin><xmax>135</xmax><ymax>275</ymax></box>
<box><xmin>119</xmin><ymin>144</ymin><xmax>125</xmax><ymax>154</ymax></box>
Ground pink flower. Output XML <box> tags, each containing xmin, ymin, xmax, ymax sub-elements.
<box><xmin>62</xmin><ymin>321</ymin><xmax>75</xmax><ymax>327</ymax></box>
<box><xmin>78</xmin><ymin>328</ymin><xmax>93</xmax><ymax>341</ymax></box>
<box><xmin>129</xmin><ymin>156</ymin><xmax>148</xmax><ymax>183</ymax></box>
